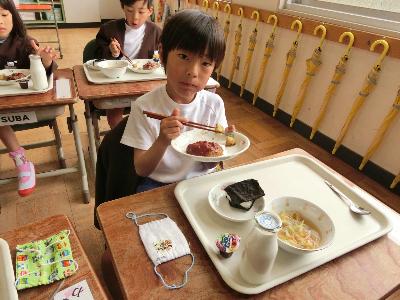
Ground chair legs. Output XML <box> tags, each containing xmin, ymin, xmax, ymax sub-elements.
<box><xmin>51</xmin><ymin>119</ymin><xmax>67</xmax><ymax>169</ymax></box>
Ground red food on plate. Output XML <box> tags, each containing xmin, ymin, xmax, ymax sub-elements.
<box><xmin>143</xmin><ymin>61</ymin><xmax>158</xmax><ymax>70</ymax></box>
<box><xmin>186</xmin><ymin>141</ymin><xmax>223</xmax><ymax>157</ymax></box>
<box><xmin>7</xmin><ymin>72</ymin><xmax>26</xmax><ymax>81</ymax></box>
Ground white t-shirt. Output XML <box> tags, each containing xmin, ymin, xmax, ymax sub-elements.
<box><xmin>121</xmin><ymin>85</ymin><xmax>228</xmax><ymax>183</ymax></box>
<box><xmin>122</xmin><ymin>23</ymin><xmax>146</xmax><ymax>59</ymax></box>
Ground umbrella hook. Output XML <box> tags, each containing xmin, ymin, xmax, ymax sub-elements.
<box><xmin>238</xmin><ymin>7</ymin><xmax>244</xmax><ymax>24</ymax></box>
<box><xmin>291</xmin><ymin>19</ymin><xmax>302</xmax><ymax>42</ymax></box>
<box><xmin>224</xmin><ymin>3</ymin><xmax>231</xmax><ymax>20</ymax></box>
<box><xmin>313</xmin><ymin>24</ymin><xmax>327</xmax><ymax>49</ymax></box>
<box><xmin>339</xmin><ymin>32</ymin><xmax>354</xmax><ymax>57</ymax></box>
<box><xmin>251</xmin><ymin>10</ymin><xmax>260</xmax><ymax>29</ymax></box>
<box><xmin>267</xmin><ymin>14</ymin><xmax>278</xmax><ymax>34</ymax></box>
<box><xmin>213</xmin><ymin>1</ymin><xmax>219</xmax><ymax>19</ymax></box>
<box><xmin>370</xmin><ymin>39</ymin><xmax>389</xmax><ymax>68</ymax></box>
<box><xmin>202</xmin><ymin>0</ymin><xmax>209</xmax><ymax>12</ymax></box>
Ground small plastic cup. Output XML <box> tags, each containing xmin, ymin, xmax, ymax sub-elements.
<box><xmin>18</xmin><ymin>80</ymin><xmax>29</xmax><ymax>89</ymax></box>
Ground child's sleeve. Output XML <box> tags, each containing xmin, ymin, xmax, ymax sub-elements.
<box><xmin>215</xmin><ymin>95</ymin><xmax>229</xmax><ymax>128</ymax></box>
<box><xmin>95</xmin><ymin>25</ymin><xmax>118</xmax><ymax>59</ymax></box>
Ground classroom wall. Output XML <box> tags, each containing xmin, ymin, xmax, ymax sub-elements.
<box><xmin>63</xmin><ymin>0</ymin><xmax>101</xmax><ymax>23</ymax></box>
<box><xmin>99</xmin><ymin>0</ymin><xmax>125</xmax><ymax>20</ymax></box>
<box><xmin>214</xmin><ymin>9</ymin><xmax>400</xmax><ymax>175</ymax></box>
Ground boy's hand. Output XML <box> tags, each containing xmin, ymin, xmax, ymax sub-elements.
<box><xmin>225</xmin><ymin>124</ymin><xmax>236</xmax><ymax>134</ymax></box>
<box><xmin>158</xmin><ymin>108</ymin><xmax>188</xmax><ymax>145</ymax></box>
<box><xmin>30</xmin><ymin>40</ymin><xmax>57</xmax><ymax>69</ymax></box>
<box><xmin>109</xmin><ymin>38</ymin><xmax>121</xmax><ymax>58</ymax></box>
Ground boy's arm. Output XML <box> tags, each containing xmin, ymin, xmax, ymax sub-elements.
<box><xmin>95</xmin><ymin>24</ymin><xmax>120</xmax><ymax>59</ymax></box>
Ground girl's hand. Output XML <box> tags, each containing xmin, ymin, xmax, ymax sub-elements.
<box><xmin>158</xmin><ymin>108</ymin><xmax>187</xmax><ymax>145</ymax></box>
<box><xmin>109</xmin><ymin>38</ymin><xmax>121</xmax><ymax>58</ymax></box>
<box><xmin>30</xmin><ymin>40</ymin><xmax>57</xmax><ymax>69</ymax></box>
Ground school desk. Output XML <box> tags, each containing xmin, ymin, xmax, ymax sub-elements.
<box><xmin>72</xmin><ymin>64</ymin><xmax>220</xmax><ymax>172</ymax></box>
<box><xmin>1</xmin><ymin>214</ymin><xmax>108</xmax><ymax>300</ymax></box>
<box><xmin>96</xmin><ymin>148</ymin><xmax>400</xmax><ymax>299</ymax></box>
<box><xmin>0</xmin><ymin>69</ymin><xmax>90</xmax><ymax>203</ymax></box>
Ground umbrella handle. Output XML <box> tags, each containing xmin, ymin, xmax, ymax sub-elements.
<box><xmin>213</xmin><ymin>1</ymin><xmax>219</xmax><ymax>19</ymax></box>
<box><xmin>291</xmin><ymin>19</ymin><xmax>302</xmax><ymax>42</ymax></box>
<box><xmin>224</xmin><ymin>3</ymin><xmax>231</xmax><ymax>19</ymax></box>
<box><xmin>267</xmin><ymin>14</ymin><xmax>278</xmax><ymax>34</ymax></box>
<box><xmin>251</xmin><ymin>10</ymin><xmax>260</xmax><ymax>30</ymax></box>
<box><xmin>370</xmin><ymin>39</ymin><xmax>389</xmax><ymax>68</ymax></box>
<box><xmin>202</xmin><ymin>0</ymin><xmax>209</xmax><ymax>12</ymax></box>
<box><xmin>237</xmin><ymin>7</ymin><xmax>244</xmax><ymax>24</ymax></box>
<box><xmin>313</xmin><ymin>24</ymin><xmax>327</xmax><ymax>49</ymax></box>
<box><xmin>339</xmin><ymin>32</ymin><xmax>354</xmax><ymax>57</ymax></box>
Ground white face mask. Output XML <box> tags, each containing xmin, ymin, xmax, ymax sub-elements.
<box><xmin>126</xmin><ymin>212</ymin><xmax>195</xmax><ymax>289</ymax></box>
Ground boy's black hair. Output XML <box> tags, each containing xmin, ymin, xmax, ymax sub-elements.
<box><xmin>0</xmin><ymin>0</ymin><xmax>26</xmax><ymax>39</ymax></box>
<box><xmin>160</xmin><ymin>9</ymin><xmax>225</xmax><ymax>68</ymax></box>
<box><xmin>120</xmin><ymin>0</ymin><xmax>153</xmax><ymax>8</ymax></box>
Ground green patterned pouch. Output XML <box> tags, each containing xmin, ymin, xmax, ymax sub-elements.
<box><xmin>15</xmin><ymin>229</ymin><xmax>78</xmax><ymax>290</ymax></box>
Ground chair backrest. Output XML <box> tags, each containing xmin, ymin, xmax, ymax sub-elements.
<box><xmin>83</xmin><ymin>39</ymin><xmax>98</xmax><ymax>63</ymax></box>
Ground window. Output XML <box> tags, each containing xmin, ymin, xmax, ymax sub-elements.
<box><xmin>281</xmin><ymin>0</ymin><xmax>400</xmax><ymax>36</ymax></box>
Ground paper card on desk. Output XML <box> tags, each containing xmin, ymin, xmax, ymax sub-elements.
<box><xmin>54</xmin><ymin>280</ymin><xmax>94</xmax><ymax>300</ymax></box>
<box><xmin>0</xmin><ymin>111</ymin><xmax>37</xmax><ymax>125</ymax></box>
<box><xmin>55</xmin><ymin>79</ymin><xmax>72</xmax><ymax>99</ymax></box>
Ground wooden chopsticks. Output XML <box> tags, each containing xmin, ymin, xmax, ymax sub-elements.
<box><xmin>112</xmin><ymin>38</ymin><xmax>135</xmax><ymax>66</ymax></box>
<box><xmin>143</xmin><ymin>110</ymin><xmax>219</xmax><ymax>133</ymax></box>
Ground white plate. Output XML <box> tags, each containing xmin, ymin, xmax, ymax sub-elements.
<box><xmin>127</xmin><ymin>59</ymin><xmax>160</xmax><ymax>74</ymax></box>
<box><xmin>0</xmin><ymin>69</ymin><xmax>30</xmax><ymax>86</ymax></box>
<box><xmin>171</xmin><ymin>129</ymin><xmax>250</xmax><ymax>162</ymax></box>
<box><xmin>208</xmin><ymin>182</ymin><xmax>266</xmax><ymax>222</ymax></box>
<box><xmin>84</xmin><ymin>59</ymin><xmax>104</xmax><ymax>71</ymax></box>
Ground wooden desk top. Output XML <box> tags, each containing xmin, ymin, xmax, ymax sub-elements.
<box><xmin>73</xmin><ymin>65</ymin><xmax>166</xmax><ymax>101</ymax></box>
<box><xmin>0</xmin><ymin>69</ymin><xmax>77</xmax><ymax>112</ymax></box>
<box><xmin>97</xmin><ymin>149</ymin><xmax>400</xmax><ymax>299</ymax></box>
<box><xmin>1</xmin><ymin>215</ymin><xmax>108</xmax><ymax>300</ymax></box>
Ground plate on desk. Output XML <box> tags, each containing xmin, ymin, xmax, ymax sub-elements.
<box><xmin>208</xmin><ymin>182</ymin><xmax>266</xmax><ymax>222</ymax></box>
<box><xmin>127</xmin><ymin>59</ymin><xmax>161</xmax><ymax>74</ymax></box>
<box><xmin>0</xmin><ymin>69</ymin><xmax>30</xmax><ymax>86</ymax></box>
<box><xmin>171</xmin><ymin>128</ymin><xmax>250</xmax><ymax>163</ymax></box>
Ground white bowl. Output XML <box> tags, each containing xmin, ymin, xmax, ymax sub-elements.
<box><xmin>266</xmin><ymin>196</ymin><xmax>335</xmax><ymax>255</ymax></box>
<box><xmin>97</xmin><ymin>60</ymin><xmax>128</xmax><ymax>78</ymax></box>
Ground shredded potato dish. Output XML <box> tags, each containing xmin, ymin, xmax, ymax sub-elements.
<box><xmin>278</xmin><ymin>211</ymin><xmax>321</xmax><ymax>249</ymax></box>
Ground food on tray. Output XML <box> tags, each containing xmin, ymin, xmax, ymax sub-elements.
<box><xmin>186</xmin><ymin>141</ymin><xmax>223</xmax><ymax>157</ymax></box>
<box><xmin>278</xmin><ymin>211</ymin><xmax>321</xmax><ymax>250</ymax></box>
<box><xmin>7</xmin><ymin>72</ymin><xmax>26</xmax><ymax>81</ymax></box>
<box><xmin>225</xmin><ymin>135</ymin><xmax>236</xmax><ymax>147</ymax></box>
<box><xmin>215</xmin><ymin>123</ymin><xmax>224</xmax><ymax>133</ymax></box>
<box><xmin>216</xmin><ymin>233</ymin><xmax>240</xmax><ymax>258</ymax></box>
<box><xmin>143</xmin><ymin>61</ymin><xmax>159</xmax><ymax>70</ymax></box>
<box><xmin>224</xmin><ymin>179</ymin><xmax>265</xmax><ymax>211</ymax></box>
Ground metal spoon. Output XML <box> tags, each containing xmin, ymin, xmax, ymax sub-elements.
<box><xmin>324</xmin><ymin>180</ymin><xmax>371</xmax><ymax>215</ymax></box>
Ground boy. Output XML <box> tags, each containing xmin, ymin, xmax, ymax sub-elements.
<box><xmin>95</xmin><ymin>0</ymin><xmax>161</xmax><ymax>128</ymax></box>
<box><xmin>121</xmin><ymin>9</ymin><xmax>230</xmax><ymax>192</ymax></box>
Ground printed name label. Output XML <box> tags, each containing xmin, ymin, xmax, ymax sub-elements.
<box><xmin>0</xmin><ymin>111</ymin><xmax>37</xmax><ymax>125</ymax></box>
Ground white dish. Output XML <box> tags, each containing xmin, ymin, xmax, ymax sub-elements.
<box><xmin>266</xmin><ymin>196</ymin><xmax>335</xmax><ymax>255</ymax></box>
<box><xmin>97</xmin><ymin>60</ymin><xmax>129</xmax><ymax>78</ymax></box>
<box><xmin>174</xmin><ymin>153</ymin><xmax>392</xmax><ymax>295</ymax></box>
<box><xmin>0</xmin><ymin>239</ymin><xmax>18</xmax><ymax>300</ymax></box>
<box><xmin>171</xmin><ymin>129</ymin><xmax>250</xmax><ymax>163</ymax></box>
<box><xmin>208</xmin><ymin>182</ymin><xmax>266</xmax><ymax>222</ymax></box>
<box><xmin>84</xmin><ymin>59</ymin><xmax>105</xmax><ymax>71</ymax></box>
<box><xmin>127</xmin><ymin>59</ymin><xmax>160</xmax><ymax>74</ymax></box>
<box><xmin>0</xmin><ymin>69</ymin><xmax>30</xmax><ymax>86</ymax></box>
<box><xmin>0</xmin><ymin>73</ymin><xmax>53</xmax><ymax>97</ymax></box>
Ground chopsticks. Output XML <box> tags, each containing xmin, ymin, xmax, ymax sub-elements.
<box><xmin>112</xmin><ymin>38</ymin><xmax>135</xmax><ymax>66</ymax></box>
<box><xmin>143</xmin><ymin>110</ymin><xmax>219</xmax><ymax>133</ymax></box>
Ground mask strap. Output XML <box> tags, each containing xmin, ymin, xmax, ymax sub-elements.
<box><xmin>154</xmin><ymin>253</ymin><xmax>195</xmax><ymax>289</ymax></box>
<box><xmin>126</xmin><ymin>211</ymin><xmax>168</xmax><ymax>226</ymax></box>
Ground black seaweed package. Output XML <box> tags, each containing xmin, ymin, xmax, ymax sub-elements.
<box><xmin>224</xmin><ymin>179</ymin><xmax>265</xmax><ymax>211</ymax></box>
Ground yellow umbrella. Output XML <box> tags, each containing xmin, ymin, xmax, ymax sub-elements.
<box><xmin>332</xmin><ymin>39</ymin><xmax>390</xmax><ymax>154</ymax></box>
<box><xmin>391</xmin><ymin>171</ymin><xmax>400</xmax><ymax>189</ymax></box>
<box><xmin>290</xmin><ymin>25</ymin><xmax>327</xmax><ymax>127</ymax></box>
<box><xmin>252</xmin><ymin>14</ymin><xmax>278</xmax><ymax>105</ymax></box>
<box><xmin>310</xmin><ymin>32</ymin><xmax>355</xmax><ymax>140</ymax></box>
<box><xmin>239</xmin><ymin>10</ymin><xmax>260</xmax><ymax>97</ymax></box>
<box><xmin>212</xmin><ymin>1</ymin><xmax>219</xmax><ymax>19</ymax></box>
<box><xmin>359</xmin><ymin>88</ymin><xmax>400</xmax><ymax>170</ymax></box>
<box><xmin>216</xmin><ymin>4</ymin><xmax>231</xmax><ymax>81</ymax></box>
<box><xmin>273</xmin><ymin>19</ymin><xmax>302</xmax><ymax>117</ymax></box>
<box><xmin>202</xmin><ymin>0</ymin><xmax>208</xmax><ymax>12</ymax></box>
<box><xmin>228</xmin><ymin>8</ymin><xmax>244</xmax><ymax>88</ymax></box>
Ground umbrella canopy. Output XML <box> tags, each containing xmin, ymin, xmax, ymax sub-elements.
<box><xmin>310</xmin><ymin>32</ymin><xmax>354</xmax><ymax>139</ymax></box>
<box><xmin>228</xmin><ymin>8</ymin><xmax>244</xmax><ymax>88</ymax></box>
<box><xmin>273</xmin><ymin>19</ymin><xmax>302</xmax><ymax>117</ymax></box>
<box><xmin>359</xmin><ymin>88</ymin><xmax>400</xmax><ymax>170</ymax></box>
<box><xmin>290</xmin><ymin>25</ymin><xmax>326</xmax><ymax>128</ymax></box>
<box><xmin>332</xmin><ymin>39</ymin><xmax>390</xmax><ymax>154</ymax></box>
<box><xmin>252</xmin><ymin>15</ymin><xmax>278</xmax><ymax>105</ymax></box>
<box><xmin>239</xmin><ymin>10</ymin><xmax>260</xmax><ymax>97</ymax></box>
<box><xmin>216</xmin><ymin>4</ymin><xmax>231</xmax><ymax>81</ymax></box>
